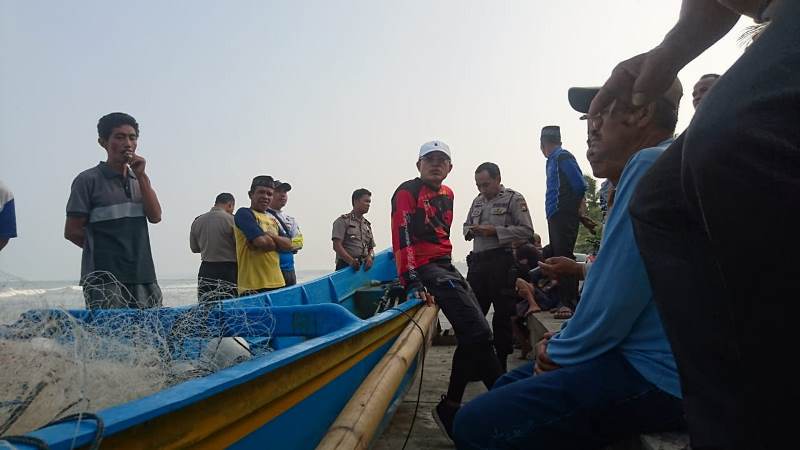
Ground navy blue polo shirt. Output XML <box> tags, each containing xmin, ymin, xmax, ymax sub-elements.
<box><xmin>66</xmin><ymin>162</ymin><xmax>156</xmax><ymax>284</ymax></box>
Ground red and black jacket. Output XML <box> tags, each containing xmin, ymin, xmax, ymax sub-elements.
<box><xmin>390</xmin><ymin>178</ymin><xmax>454</xmax><ymax>287</ymax></box>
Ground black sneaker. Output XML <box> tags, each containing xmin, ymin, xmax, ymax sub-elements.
<box><xmin>432</xmin><ymin>394</ymin><xmax>459</xmax><ymax>442</ymax></box>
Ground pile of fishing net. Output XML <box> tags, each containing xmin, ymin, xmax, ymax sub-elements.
<box><xmin>0</xmin><ymin>272</ymin><xmax>274</xmax><ymax>437</ymax></box>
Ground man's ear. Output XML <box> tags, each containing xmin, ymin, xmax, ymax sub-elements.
<box><xmin>416</xmin><ymin>160</ymin><xmax>421</xmax><ymax>171</ymax></box>
<box><xmin>632</xmin><ymin>103</ymin><xmax>656</xmax><ymax>128</ymax></box>
<box><xmin>98</xmin><ymin>137</ymin><xmax>106</xmax><ymax>149</ymax></box>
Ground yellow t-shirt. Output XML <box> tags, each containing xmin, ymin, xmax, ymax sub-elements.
<box><xmin>234</xmin><ymin>208</ymin><xmax>285</xmax><ymax>293</ymax></box>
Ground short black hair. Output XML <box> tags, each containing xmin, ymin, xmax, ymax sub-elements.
<box><xmin>98</xmin><ymin>112</ymin><xmax>139</xmax><ymax>140</ymax></box>
<box><xmin>652</xmin><ymin>98</ymin><xmax>679</xmax><ymax>133</ymax></box>
<box><xmin>700</xmin><ymin>73</ymin><xmax>721</xmax><ymax>81</ymax></box>
<box><xmin>215</xmin><ymin>192</ymin><xmax>234</xmax><ymax>205</ymax></box>
<box><xmin>352</xmin><ymin>188</ymin><xmax>371</xmax><ymax>205</ymax></box>
<box><xmin>475</xmin><ymin>162</ymin><xmax>501</xmax><ymax>179</ymax></box>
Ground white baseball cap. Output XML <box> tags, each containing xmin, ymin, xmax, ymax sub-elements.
<box><xmin>419</xmin><ymin>140</ymin><xmax>452</xmax><ymax>161</ymax></box>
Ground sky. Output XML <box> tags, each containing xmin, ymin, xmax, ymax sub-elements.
<box><xmin>0</xmin><ymin>1</ymin><xmax>751</xmax><ymax>281</ymax></box>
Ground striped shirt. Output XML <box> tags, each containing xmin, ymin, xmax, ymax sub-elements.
<box><xmin>66</xmin><ymin>162</ymin><xmax>156</xmax><ymax>284</ymax></box>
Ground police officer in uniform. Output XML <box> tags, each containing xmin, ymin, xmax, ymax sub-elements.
<box><xmin>464</xmin><ymin>162</ymin><xmax>534</xmax><ymax>371</ymax></box>
<box><xmin>332</xmin><ymin>188</ymin><xmax>375</xmax><ymax>271</ymax></box>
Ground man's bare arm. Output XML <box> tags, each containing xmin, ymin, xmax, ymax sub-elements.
<box><xmin>332</xmin><ymin>239</ymin><xmax>356</xmax><ymax>265</ymax></box>
<box><xmin>271</xmin><ymin>233</ymin><xmax>294</xmax><ymax>251</ymax></box>
<box><xmin>249</xmin><ymin>234</ymin><xmax>276</xmax><ymax>251</ymax></box>
<box><xmin>589</xmin><ymin>0</ymin><xmax>739</xmax><ymax>116</ymax></box>
<box><xmin>65</xmin><ymin>216</ymin><xmax>87</xmax><ymax>248</ymax></box>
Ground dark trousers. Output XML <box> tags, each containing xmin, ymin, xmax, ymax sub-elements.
<box><xmin>466</xmin><ymin>249</ymin><xmax>517</xmax><ymax>370</ymax></box>
<box><xmin>547</xmin><ymin>210</ymin><xmax>580</xmax><ymax>310</ymax></box>
<box><xmin>453</xmin><ymin>352</ymin><xmax>685</xmax><ymax>450</ymax></box>
<box><xmin>629</xmin><ymin>4</ymin><xmax>800</xmax><ymax>449</ymax></box>
<box><xmin>281</xmin><ymin>269</ymin><xmax>297</xmax><ymax>286</ymax></box>
<box><xmin>197</xmin><ymin>261</ymin><xmax>237</xmax><ymax>302</ymax></box>
<box><xmin>417</xmin><ymin>260</ymin><xmax>503</xmax><ymax>403</ymax></box>
<box><xmin>83</xmin><ymin>279</ymin><xmax>162</xmax><ymax>309</ymax></box>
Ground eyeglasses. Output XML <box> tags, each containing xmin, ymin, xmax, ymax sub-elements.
<box><xmin>585</xmin><ymin>99</ymin><xmax>640</xmax><ymax>128</ymax></box>
<box><xmin>420</xmin><ymin>154</ymin><xmax>451</xmax><ymax>165</ymax></box>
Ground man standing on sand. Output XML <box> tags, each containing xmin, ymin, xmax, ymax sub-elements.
<box><xmin>0</xmin><ymin>180</ymin><xmax>17</xmax><ymax>252</ymax></box>
<box><xmin>268</xmin><ymin>180</ymin><xmax>303</xmax><ymax>286</ymax></box>
<box><xmin>332</xmin><ymin>188</ymin><xmax>375</xmax><ymax>271</ymax></box>
<box><xmin>540</xmin><ymin>125</ymin><xmax>587</xmax><ymax>319</ymax></box>
<box><xmin>65</xmin><ymin>112</ymin><xmax>163</xmax><ymax>309</ymax></box>
<box><xmin>234</xmin><ymin>176</ymin><xmax>293</xmax><ymax>295</ymax></box>
<box><xmin>190</xmin><ymin>192</ymin><xmax>237</xmax><ymax>301</ymax></box>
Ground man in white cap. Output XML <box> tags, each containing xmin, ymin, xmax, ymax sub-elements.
<box><xmin>390</xmin><ymin>140</ymin><xmax>503</xmax><ymax>442</ymax></box>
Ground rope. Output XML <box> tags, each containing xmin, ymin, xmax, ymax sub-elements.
<box><xmin>388</xmin><ymin>306</ymin><xmax>429</xmax><ymax>450</ymax></box>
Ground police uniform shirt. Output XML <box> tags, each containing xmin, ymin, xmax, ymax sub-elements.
<box><xmin>190</xmin><ymin>206</ymin><xmax>236</xmax><ymax>263</ymax></box>
<box><xmin>331</xmin><ymin>213</ymin><xmax>375</xmax><ymax>260</ymax></box>
<box><xmin>463</xmin><ymin>186</ymin><xmax>534</xmax><ymax>253</ymax></box>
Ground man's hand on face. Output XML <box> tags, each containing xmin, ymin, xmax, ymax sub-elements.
<box><xmin>129</xmin><ymin>154</ymin><xmax>147</xmax><ymax>177</ymax></box>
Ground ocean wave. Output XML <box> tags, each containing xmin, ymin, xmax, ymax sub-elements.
<box><xmin>0</xmin><ymin>286</ymin><xmax>80</xmax><ymax>299</ymax></box>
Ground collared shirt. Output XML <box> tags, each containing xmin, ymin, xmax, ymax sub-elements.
<box><xmin>66</xmin><ymin>162</ymin><xmax>156</xmax><ymax>284</ymax></box>
<box><xmin>545</xmin><ymin>147</ymin><xmax>587</xmax><ymax>219</ymax></box>
<box><xmin>391</xmin><ymin>178</ymin><xmax>454</xmax><ymax>287</ymax></box>
<box><xmin>190</xmin><ymin>206</ymin><xmax>236</xmax><ymax>262</ymax></box>
<box><xmin>331</xmin><ymin>212</ymin><xmax>375</xmax><ymax>261</ymax></box>
<box><xmin>234</xmin><ymin>207</ymin><xmax>285</xmax><ymax>292</ymax></box>
<box><xmin>268</xmin><ymin>208</ymin><xmax>303</xmax><ymax>271</ymax></box>
<box><xmin>463</xmin><ymin>186</ymin><xmax>534</xmax><ymax>253</ymax></box>
<box><xmin>0</xmin><ymin>181</ymin><xmax>17</xmax><ymax>240</ymax></box>
<box><xmin>547</xmin><ymin>139</ymin><xmax>681</xmax><ymax>398</ymax></box>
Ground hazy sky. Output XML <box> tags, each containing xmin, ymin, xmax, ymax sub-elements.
<box><xmin>0</xmin><ymin>1</ymin><xmax>750</xmax><ymax>281</ymax></box>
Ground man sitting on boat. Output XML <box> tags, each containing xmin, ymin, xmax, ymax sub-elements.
<box><xmin>453</xmin><ymin>82</ymin><xmax>687</xmax><ymax>449</ymax></box>
<box><xmin>390</xmin><ymin>140</ymin><xmax>503</xmax><ymax>442</ymax></box>
<box><xmin>65</xmin><ymin>112</ymin><xmax>164</xmax><ymax>309</ymax></box>
<box><xmin>234</xmin><ymin>176</ymin><xmax>293</xmax><ymax>295</ymax></box>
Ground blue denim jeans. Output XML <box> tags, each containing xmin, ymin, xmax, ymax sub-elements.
<box><xmin>453</xmin><ymin>351</ymin><xmax>685</xmax><ymax>450</ymax></box>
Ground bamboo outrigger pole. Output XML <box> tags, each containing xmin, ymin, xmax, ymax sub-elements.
<box><xmin>316</xmin><ymin>304</ymin><xmax>439</xmax><ymax>450</ymax></box>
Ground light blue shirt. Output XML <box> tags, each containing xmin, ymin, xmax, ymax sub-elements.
<box><xmin>547</xmin><ymin>139</ymin><xmax>681</xmax><ymax>398</ymax></box>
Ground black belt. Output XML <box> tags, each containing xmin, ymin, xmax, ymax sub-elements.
<box><xmin>468</xmin><ymin>247</ymin><xmax>513</xmax><ymax>263</ymax></box>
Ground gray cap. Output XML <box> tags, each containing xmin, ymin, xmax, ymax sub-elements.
<box><xmin>568</xmin><ymin>78</ymin><xmax>684</xmax><ymax>114</ymax></box>
<box><xmin>274</xmin><ymin>180</ymin><xmax>292</xmax><ymax>192</ymax></box>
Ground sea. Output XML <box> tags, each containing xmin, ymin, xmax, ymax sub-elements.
<box><xmin>0</xmin><ymin>270</ymin><xmax>331</xmax><ymax>325</ymax></box>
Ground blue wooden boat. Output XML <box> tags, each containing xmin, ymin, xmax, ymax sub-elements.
<box><xmin>4</xmin><ymin>250</ymin><xmax>426</xmax><ymax>449</ymax></box>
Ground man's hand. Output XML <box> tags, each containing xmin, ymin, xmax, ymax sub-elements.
<box><xmin>407</xmin><ymin>286</ymin><xmax>436</xmax><ymax>307</ymax></box>
<box><xmin>538</xmin><ymin>257</ymin><xmax>582</xmax><ymax>280</ymax></box>
<box><xmin>470</xmin><ymin>224</ymin><xmax>497</xmax><ymax>237</ymax></box>
<box><xmin>350</xmin><ymin>258</ymin><xmax>361</xmax><ymax>271</ymax></box>
<box><xmin>129</xmin><ymin>154</ymin><xmax>147</xmax><ymax>177</ymax></box>
<box><xmin>580</xmin><ymin>215</ymin><xmax>598</xmax><ymax>234</ymax></box>
<box><xmin>364</xmin><ymin>256</ymin><xmax>374</xmax><ymax>271</ymax></box>
<box><xmin>534</xmin><ymin>331</ymin><xmax>561</xmax><ymax>374</ymax></box>
<box><xmin>588</xmin><ymin>1</ymin><xmax>739</xmax><ymax>116</ymax></box>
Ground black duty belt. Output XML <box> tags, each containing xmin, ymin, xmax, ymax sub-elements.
<box><xmin>468</xmin><ymin>247</ymin><xmax>513</xmax><ymax>263</ymax></box>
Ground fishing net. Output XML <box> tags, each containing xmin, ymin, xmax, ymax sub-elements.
<box><xmin>0</xmin><ymin>272</ymin><xmax>275</xmax><ymax>438</ymax></box>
